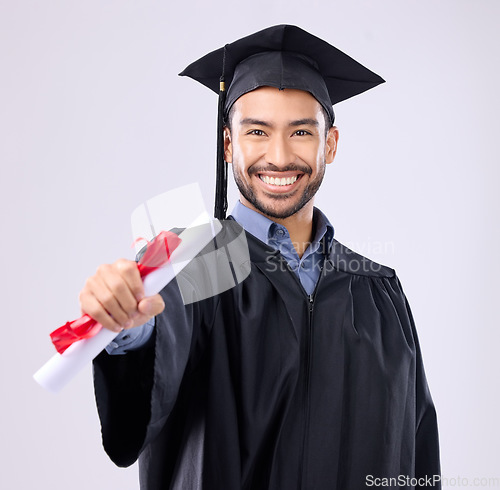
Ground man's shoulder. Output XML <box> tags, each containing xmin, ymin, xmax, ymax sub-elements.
<box><xmin>327</xmin><ymin>238</ymin><xmax>395</xmax><ymax>278</ymax></box>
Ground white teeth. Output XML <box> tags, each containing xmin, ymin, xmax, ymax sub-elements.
<box><xmin>259</xmin><ymin>175</ymin><xmax>298</xmax><ymax>186</ymax></box>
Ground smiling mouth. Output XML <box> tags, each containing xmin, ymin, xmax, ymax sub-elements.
<box><xmin>258</xmin><ymin>173</ymin><xmax>302</xmax><ymax>187</ymax></box>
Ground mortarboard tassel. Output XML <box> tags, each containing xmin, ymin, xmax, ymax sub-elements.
<box><xmin>214</xmin><ymin>45</ymin><xmax>228</xmax><ymax>220</ymax></box>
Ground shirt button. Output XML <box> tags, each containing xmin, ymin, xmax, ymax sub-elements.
<box><xmin>300</xmin><ymin>262</ymin><xmax>306</xmax><ymax>268</ymax></box>
<box><xmin>276</xmin><ymin>229</ymin><xmax>285</xmax><ymax>237</ymax></box>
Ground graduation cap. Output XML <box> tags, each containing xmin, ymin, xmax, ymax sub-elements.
<box><xmin>179</xmin><ymin>24</ymin><xmax>385</xmax><ymax>220</ymax></box>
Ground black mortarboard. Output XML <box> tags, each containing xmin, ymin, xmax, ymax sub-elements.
<box><xmin>179</xmin><ymin>24</ymin><xmax>385</xmax><ymax>220</ymax></box>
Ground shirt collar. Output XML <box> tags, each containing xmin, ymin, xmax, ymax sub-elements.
<box><xmin>229</xmin><ymin>200</ymin><xmax>334</xmax><ymax>250</ymax></box>
<box><xmin>230</xmin><ymin>200</ymin><xmax>275</xmax><ymax>245</ymax></box>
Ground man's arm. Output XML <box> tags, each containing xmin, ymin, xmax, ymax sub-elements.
<box><xmin>394</xmin><ymin>275</ymin><xmax>441</xmax><ymax>486</ymax></box>
<box><xmin>92</xmin><ymin>273</ymin><xmax>206</xmax><ymax>468</ymax></box>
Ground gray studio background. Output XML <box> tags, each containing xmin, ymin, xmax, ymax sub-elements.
<box><xmin>1</xmin><ymin>1</ymin><xmax>499</xmax><ymax>488</ymax></box>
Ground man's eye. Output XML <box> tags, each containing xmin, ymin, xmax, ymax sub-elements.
<box><xmin>294</xmin><ymin>130</ymin><xmax>311</xmax><ymax>136</ymax></box>
<box><xmin>247</xmin><ymin>129</ymin><xmax>266</xmax><ymax>136</ymax></box>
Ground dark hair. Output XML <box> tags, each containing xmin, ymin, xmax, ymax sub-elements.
<box><xmin>224</xmin><ymin>100</ymin><xmax>333</xmax><ymax>137</ymax></box>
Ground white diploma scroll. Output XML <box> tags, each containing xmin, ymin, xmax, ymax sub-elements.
<box><xmin>34</xmin><ymin>184</ymin><xmax>222</xmax><ymax>393</ymax></box>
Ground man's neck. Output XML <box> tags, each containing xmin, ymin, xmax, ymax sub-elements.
<box><xmin>240</xmin><ymin>198</ymin><xmax>314</xmax><ymax>258</ymax></box>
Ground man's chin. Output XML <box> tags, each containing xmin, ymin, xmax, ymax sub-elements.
<box><xmin>235</xmin><ymin>176</ymin><xmax>317</xmax><ymax>220</ymax></box>
<box><xmin>251</xmin><ymin>197</ymin><xmax>309</xmax><ymax>220</ymax></box>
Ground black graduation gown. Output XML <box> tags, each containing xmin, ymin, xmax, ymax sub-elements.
<box><xmin>93</xmin><ymin>227</ymin><xmax>441</xmax><ymax>490</ymax></box>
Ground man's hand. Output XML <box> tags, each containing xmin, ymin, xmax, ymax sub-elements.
<box><xmin>79</xmin><ymin>259</ymin><xmax>165</xmax><ymax>332</ymax></box>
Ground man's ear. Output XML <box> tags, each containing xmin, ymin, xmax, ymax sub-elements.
<box><xmin>325</xmin><ymin>126</ymin><xmax>339</xmax><ymax>164</ymax></box>
<box><xmin>224</xmin><ymin>127</ymin><xmax>232</xmax><ymax>163</ymax></box>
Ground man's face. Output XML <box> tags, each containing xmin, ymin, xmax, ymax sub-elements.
<box><xmin>224</xmin><ymin>86</ymin><xmax>338</xmax><ymax>220</ymax></box>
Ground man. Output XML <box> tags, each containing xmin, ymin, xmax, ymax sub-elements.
<box><xmin>85</xmin><ymin>25</ymin><xmax>441</xmax><ymax>489</ymax></box>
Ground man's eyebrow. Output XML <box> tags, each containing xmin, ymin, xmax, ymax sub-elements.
<box><xmin>240</xmin><ymin>118</ymin><xmax>273</xmax><ymax>127</ymax></box>
<box><xmin>289</xmin><ymin>118</ymin><xmax>319</xmax><ymax>127</ymax></box>
<box><xmin>239</xmin><ymin>118</ymin><xmax>319</xmax><ymax>127</ymax></box>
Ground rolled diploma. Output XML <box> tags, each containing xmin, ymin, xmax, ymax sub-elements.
<box><xmin>33</xmin><ymin>216</ymin><xmax>222</xmax><ymax>393</ymax></box>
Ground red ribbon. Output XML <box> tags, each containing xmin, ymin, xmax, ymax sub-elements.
<box><xmin>50</xmin><ymin>230</ymin><xmax>181</xmax><ymax>354</ymax></box>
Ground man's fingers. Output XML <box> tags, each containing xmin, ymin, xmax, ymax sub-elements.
<box><xmin>137</xmin><ymin>295</ymin><xmax>165</xmax><ymax>318</ymax></box>
<box><xmin>115</xmin><ymin>259</ymin><xmax>145</xmax><ymax>301</ymax></box>
<box><xmin>100</xmin><ymin>267</ymin><xmax>140</xmax><ymax>321</ymax></box>
<box><xmin>87</xmin><ymin>274</ymin><xmax>132</xmax><ymax>327</ymax></box>
<box><xmin>80</xmin><ymin>292</ymin><xmax>123</xmax><ymax>333</ymax></box>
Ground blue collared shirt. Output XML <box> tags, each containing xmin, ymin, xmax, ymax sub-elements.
<box><xmin>230</xmin><ymin>201</ymin><xmax>334</xmax><ymax>295</ymax></box>
<box><xmin>107</xmin><ymin>201</ymin><xmax>334</xmax><ymax>354</ymax></box>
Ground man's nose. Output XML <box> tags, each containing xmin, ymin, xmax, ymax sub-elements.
<box><xmin>265</xmin><ymin>134</ymin><xmax>293</xmax><ymax>168</ymax></box>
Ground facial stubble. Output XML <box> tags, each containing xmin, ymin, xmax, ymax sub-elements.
<box><xmin>231</xmin><ymin>159</ymin><xmax>326</xmax><ymax>220</ymax></box>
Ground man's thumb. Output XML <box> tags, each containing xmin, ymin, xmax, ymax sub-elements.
<box><xmin>138</xmin><ymin>295</ymin><xmax>165</xmax><ymax>317</ymax></box>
